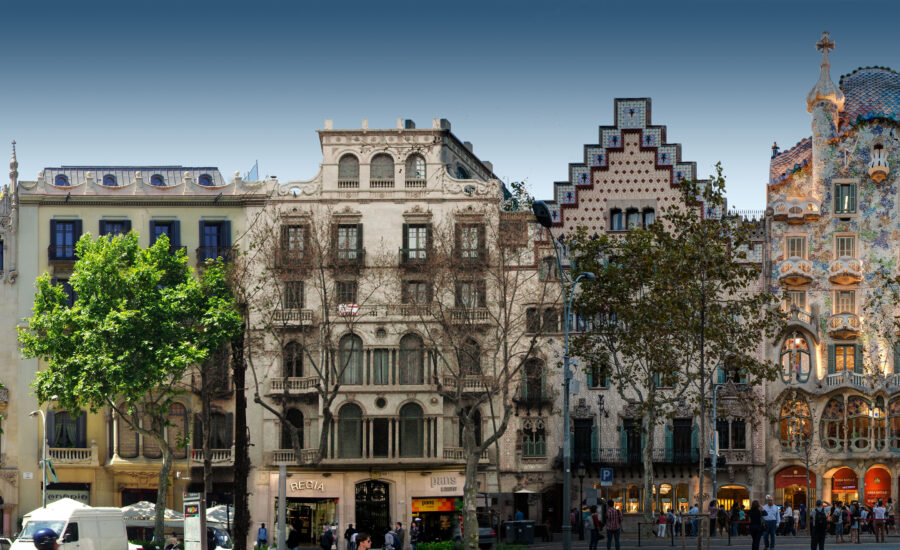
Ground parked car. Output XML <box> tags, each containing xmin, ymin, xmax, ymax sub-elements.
<box><xmin>451</xmin><ymin>515</ymin><xmax>496</xmax><ymax>549</ymax></box>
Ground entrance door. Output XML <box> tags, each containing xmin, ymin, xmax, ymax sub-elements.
<box><xmin>573</xmin><ymin>419</ymin><xmax>593</xmax><ymax>467</ymax></box>
<box><xmin>355</xmin><ymin>481</ymin><xmax>390</xmax><ymax>548</ymax></box>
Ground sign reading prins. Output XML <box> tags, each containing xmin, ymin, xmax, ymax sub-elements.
<box><xmin>430</xmin><ymin>475</ymin><xmax>459</xmax><ymax>492</ymax></box>
<box><xmin>290</xmin><ymin>480</ymin><xmax>325</xmax><ymax>492</ymax></box>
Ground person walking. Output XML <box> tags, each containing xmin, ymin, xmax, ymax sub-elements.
<box><xmin>657</xmin><ymin>510</ymin><xmax>667</xmax><ymax>538</ymax></box>
<box><xmin>886</xmin><ymin>498</ymin><xmax>895</xmax><ymax>534</ymax></box>
<box><xmin>810</xmin><ymin>500</ymin><xmax>827</xmax><ymax>550</ymax></box>
<box><xmin>849</xmin><ymin>503</ymin><xmax>859</xmax><ymax>543</ymax></box>
<box><xmin>832</xmin><ymin>502</ymin><xmax>844</xmax><ymax>544</ymax></box>
<box><xmin>689</xmin><ymin>503</ymin><xmax>700</xmax><ymax>537</ymax></box>
<box><xmin>287</xmin><ymin>525</ymin><xmax>301</xmax><ymax>550</ymax></box>
<box><xmin>410</xmin><ymin>519</ymin><xmax>420</xmax><ymax>550</ymax></box>
<box><xmin>257</xmin><ymin>523</ymin><xmax>269</xmax><ymax>549</ymax></box>
<box><xmin>782</xmin><ymin>503</ymin><xmax>793</xmax><ymax>536</ymax></box>
<box><xmin>792</xmin><ymin>506</ymin><xmax>800</xmax><ymax>536</ymax></box>
<box><xmin>873</xmin><ymin>498</ymin><xmax>887</xmax><ymax>543</ymax></box>
<box><xmin>799</xmin><ymin>502</ymin><xmax>807</xmax><ymax>532</ymax></box>
<box><xmin>762</xmin><ymin>495</ymin><xmax>779</xmax><ymax>550</ymax></box>
<box><xmin>730</xmin><ymin>504</ymin><xmax>739</xmax><ymax>537</ymax></box>
<box><xmin>605</xmin><ymin>503</ymin><xmax>623</xmax><ymax>550</ymax></box>
<box><xmin>344</xmin><ymin>524</ymin><xmax>357</xmax><ymax>550</ymax></box>
<box><xmin>748</xmin><ymin>501</ymin><xmax>764</xmax><ymax>550</ymax></box>
<box><xmin>709</xmin><ymin>500</ymin><xmax>718</xmax><ymax>537</ymax></box>
<box><xmin>586</xmin><ymin>505</ymin><xmax>600</xmax><ymax>550</ymax></box>
<box><xmin>383</xmin><ymin>527</ymin><xmax>397</xmax><ymax>550</ymax></box>
<box><xmin>319</xmin><ymin>525</ymin><xmax>334</xmax><ymax>550</ymax></box>
<box><xmin>394</xmin><ymin>522</ymin><xmax>405</xmax><ymax>550</ymax></box>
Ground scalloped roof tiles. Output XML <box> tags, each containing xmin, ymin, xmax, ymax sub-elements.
<box><xmin>768</xmin><ymin>138</ymin><xmax>811</xmax><ymax>185</ymax></box>
<box><xmin>839</xmin><ymin>67</ymin><xmax>900</xmax><ymax>126</ymax></box>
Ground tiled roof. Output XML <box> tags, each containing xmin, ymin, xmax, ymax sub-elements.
<box><xmin>42</xmin><ymin>166</ymin><xmax>226</xmax><ymax>188</ymax></box>
<box><xmin>839</xmin><ymin>67</ymin><xmax>900</xmax><ymax>126</ymax></box>
<box><xmin>768</xmin><ymin>137</ymin><xmax>811</xmax><ymax>185</ymax></box>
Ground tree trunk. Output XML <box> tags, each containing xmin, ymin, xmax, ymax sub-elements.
<box><xmin>462</xmin><ymin>422</ymin><xmax>480</xmax><ymax>550</ymax></box>
<box><xmin>202</xmin><ymin>360</ymin><xmax>213</xmax><ymax>514</ymax></box>
<box><xmin>233</xmin><ymin>329</ymin><xmax>251</xmax><ymax>550</ymax></box>
<box><xmin>642</xmin><ymin>412</ymin><xmax>656</xmax><ymax>521</ymax></box>
<box><xmin>155</xmin><ymin>440</ymin><xmax>174</xmax><ymax>544</ymax></box>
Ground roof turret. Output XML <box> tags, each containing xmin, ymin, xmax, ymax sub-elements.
<box><xmin>806</xmin><ymin>31</ymin><xmax>845</xmax><ymax>113</ymax></box>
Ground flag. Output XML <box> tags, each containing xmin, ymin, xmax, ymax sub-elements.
<box><xmin>246</xmin><ymin>161</ymin><xmax>259</xmax><ymax>182</ymax></box>
<box><xmin>46</xmin><ymin>458</ymin><xmax>59</xmax><ymax>483</ymax></box>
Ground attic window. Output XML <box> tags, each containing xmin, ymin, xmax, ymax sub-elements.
<box><xmin>102</xmin><ymin>174</ymin><xmax>117</xmax><ymax>187</ymax></box>
<box><xmin>198</xmin><ymin>174</ymin><xmax>213</xmax><ymax>187</ymax></box>
<box><xmin>54</xmin><ymin>175</ymin><xmax>70</xmax><ymax>187</ymax></box>
<box><xmin>456</xmin><ymin>166</ymin><xmax>471</xmax><ymax>179</ymax></box>
<box><xmin>150</xmin><ymin>174</ymin><xmax>166</xmax><ymax>187</ymax></box>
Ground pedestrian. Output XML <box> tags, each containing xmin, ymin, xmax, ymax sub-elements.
<box><xmin>657</xmin><ymin>510</ymin><xmax>667</xmax><ymax>538</ymax></box>
<box><xmin>410</xmin><ymin>519</ymin><xmax>420</xmax><ymax>550</ymax></box>
<box><xmin>708</xmin><ymin>500</ymin><xmax>718</xmax><ymax>537</ymax></box>
<box><xmin>586</xmin><ymin>505</ymin><xmax>600</xmax><ymax>550</ymax></box>
<box><xmin>394</xmin><ymin>522</ymin><xmax>405</xmax><ymax>549</ymax></box>
<box><xmin>873</xmin><ymin>498</ymin><xmax>886</xmax><ymax>543</ymax></box>
<box><xmin>605</xmin><ymin>502</ymin><xmax>623</xmax><ymax>550</ymax></box>
<box><xmin>383</xmin><ymin>526</ymin><xmax>397</xmax><ymax>550</ymax></box>
<box><xmin>748</xmin><ymin>501</ymin><xmax>764</xmax><ymax>550</ymax></box>
<box><xmin>762</xmin><ymin>495</ymin><xmax>779</xmax><ymax>550</ymax></box>
<box><xmin>256</xmin><ymin>524</ymin><xmax>268</xmax><ymax>549</ymax></box>
<box><xmin>799</xmin><ymin>502</ymin><xmax>807</xmax><ymax>531</ymax></box>
<box><xmin>849</xmin><ymin>503</ymin><xmax>859</xmax><ymax>543</ymax></box>
<box><xmin>832</xmin><ymin>501</ymin><xmax>844</xmax><ymax>544</ymax></box>
<box><xmin>810</xmin><ymin>500</ymin><xmax>827</xmax><ymax>550</ymax></box>
<box><xmin>730</xmin><ymin>504</ymin><xmax>739</xmax><ymax>537</ymax></box>
<box><xmin>319</xmin><ymin>524</ymin><xmax>334</xmax><ymax>550</ymax></box>
<box><xmin>792</xmin><ymin>506</ymin><xmax>800</xmax><ymax>536</ymax></box>
<box><xmin>356</xmin><ymin>533</ymin><xmax>372</xmax><ymax>550</ymax></box>
<box><xmin>739</xmin><ymin>504</ymin><xmax>747</xmax><ymax>536</ymax></box>
<box><xmin>515</xmin><ymin>509</ymin><xmax>524</xmax><ymax>521</ymax></box>
<box><xmin>689</xmin><ymin>502</ymin><xmax>700</xmax><ymax>537</ymax></box>
<box><xmin>286</xmin><ymin>525</ymin><xmax>300</xmax><ymax>550</ymax></box>
<box><xmin>344</xmin><ymin>523</ymin><xmax>357</xmax><ymax>550</ymax></box>
<box><xmin>350</xmin><ymin>532</ymin><xmax>358</xmax><ymax>550</ymax></box>
<box><xmin>782</xmin><ymin>503</ymin><xmax>793</xmax><ymax>536</ymax></box>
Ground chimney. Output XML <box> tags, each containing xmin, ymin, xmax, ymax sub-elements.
<box><xmin>463</xmin><ymin>141</ymin><xmax>474</xmax><ymax>153</ymax></box>
<box><xmin>324</xmin><ymin>119</ymin><xmax>333</xmax><ymax>130</ymax></box>
<box><xmin>397</xmin><ymin>118</ymin><xmax>404</xmax><ymax>129</ymax></box>
<box><xmin>404</xmin><ymin>119</ymin><xmax>416</xmax><ymax>129</ymax></box>
<box><xmin>483</xmin><ymin>161</ymin><xmax>493</xmax><ymax>173</ymax></box>
<box><xmin>440</xmin><ymin>119</ymin><xmax>451</xmax><ymax>130</ymax></box>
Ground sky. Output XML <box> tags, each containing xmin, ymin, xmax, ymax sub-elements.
<box><xmin>2</xmin><ymin>0</ymin><xmax>900</xmax><ymax>211</ymax></box>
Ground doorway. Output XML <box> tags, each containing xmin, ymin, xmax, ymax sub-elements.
<box><xmin>355</xmin><ymin>481</ymin><xmax>390</xmax><ymax>548</ymax></box>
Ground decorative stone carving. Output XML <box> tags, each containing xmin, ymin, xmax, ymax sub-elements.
<box><xmin>572</xmin><ymin>398</ymin><xmax>592</xmax><ymax>419</ymax></box>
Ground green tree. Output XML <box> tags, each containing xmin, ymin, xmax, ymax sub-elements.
<box><xmin>568</xmin><ymin>164</ymin><xmax>784</xmax><ymax>517</ymax></box>
<box><xmin>19</xmin><ymin>232</ymin><xmax>240</xmax><ymax>542</ymax></box>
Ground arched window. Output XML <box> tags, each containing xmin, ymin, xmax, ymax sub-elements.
<box><xmin>283</xmin><ymin>341</ymin><xmax>303</xmax><ymax>378</ymax></box>
<box><xmin>143</xmin><ymin>415</ymin><xmax>162</xmax><ymax>458</ymax></box>
<box><xmin>168</xmin><ymin>403</ymin><xmax>187</xmax><ymax>459</ymax></box>
<box><xmin>821</xmin><ymin>397</ymin><xmax>845</xmax><ymax>451</ymax></box>
<box><xmin>370</xmin><ymin>154</ymin><xmax>394</xmax><ymax>184</ymax></box>
<box><xmin>338</xmin><ymin>334</ymin><xmax>364</xmax><ymax>385</ymax></box>
<box><xmin>405</xmin><ymin>154</ymin><xmax>426</xmax><ymax>184</ymax></box>
<box><xmin>399</xmin><ymin>334</ymin><xmax>425</xmax><ymax>385</ymax></box>
<box><xmin>338</xmin><ymin>403</ymin><xmax>363</xmax><ymax>458</ymax></box>
<box><xmin>626</xmin><ymin>209</ymin><xmax>641</xmax><ymax>229</ymax></box>
<box><xmin>456</xmin><ymin>165</ymin><xmax>471</xmax><ymax>179</ymax></box>
<box><xmin>150</xmin><ymin>174</ymin><xmax>166</xmax><ymax>187</ymax></box>
<box><xmin>522</xmin><ymin>359</ymin><xmax>545</xmax><ymax>403</ymax></box>
<box><xmin>642</xmin><ymin>208</ymin><xmax>655</xmax><ymax>228</ymax></box>
<box><xmin>779</xmin><ymin>398</ymin><xmax>811</xmax><ymax>450</ymax></box>
<box><xmin>198</xmin><ymin>173</ymin><xmax>213</xmax><ymax>187</ymax></box>
<box><xmin>889</xmin><ymin>398</ymin><xmax>900</xmax><ymax>451</ymax></box>
<box><xmin>281</xmin><ymin>408</ymin><xmax>304</xmax><ymax>450</ymax></box>
<box><xmin>54</xmin><ymin>174</ymin><xmax>70</xmax><ymax>187</ymax></box>
<box><xmin>459</xmin><ymin>407</ymin><xmax>482</xmax><ymax>447</ymax></box>
<box><xmin>399</xmin><ymin>403</ymin><xmax>424</xmax><ymax>457</ymax></box>
<box><xmin>874</xmin><ymin>396</ymin><xmax>886</xmax><ymax>450</ymax></box>
<box><xmin>102</xmin><ymin>174</ymin><xmax>117</xmax><ymax>187</ymax></box>
<box><xmin>117</xmin><ymin>409</ymin><xmax>139</xmax><ymax>458</ymax></box>
<box><xmin>780</xmin><ymin>333</ymin><xmax>811</xmax><ymax>383</ymax></box>
<box><xmin>848</xmin><ymin>396</ymin><xmax>871</xmax><ymax>451</ymax></box>
<box><xmin>609</xmin><ymin>209</ymin><xmax>623</xmax><ymax>231</ymax></box>
<box><xmin>458</xmin><ymin>338</ymin><xmax>481</xmax><ymax>376</ymax></box>
<box><xmin>338</xmin><ymin>154</ymin><xmax>359</xmax><ymax>183</ymax></box>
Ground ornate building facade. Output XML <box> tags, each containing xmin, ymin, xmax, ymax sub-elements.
<box><xmin>766</xmin><ymin>32</ymin><xmax>900</xmax><ymax>508</ymax></box>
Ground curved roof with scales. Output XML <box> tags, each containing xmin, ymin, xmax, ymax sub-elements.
<box><xmin>839</xmin><ymin>67</ymin><xmax>900</xmax><ymax>126</ymax></box>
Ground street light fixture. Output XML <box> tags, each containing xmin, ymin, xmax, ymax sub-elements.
<box><xmin>532</xmin><ymin>199</ymin><xmax>596</xmax><ymax>550</ymax></box>
<box><xmin>29</xmin><ymin>395</ymin><xmax>57</xmax><ymax>509</ymax></box>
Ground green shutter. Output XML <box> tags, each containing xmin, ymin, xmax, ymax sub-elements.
<box><xmin>591</xmin><ymin>424</ymin><xmax>599</xmax><ymax>463</ymax></box>
<box><xmin>828</xmin><ymin>344</ymin><xmax>836</xmax><ymax>374</ymax></box>
<box><xmin>586</xmin><ymin>366</ymin><xmax>594</xmax><ymax>388</ymax></box>
<box><xmin>717</xmin><ymin>366</ymin><xmax>726</xmax><ymax>384</ymax></box>
<box><xmin>854</xmin><ymin>345</ymin><xmax>863</xmax><ymax>374</ymax></box>
<box><xmin>619</xmin><ymin>427</ymin><xmax>627</xmax><ymax>461</ymax></box>
<box><xmin>665</xmin><ymin>423</ymin><xmax>674</xmax><ymax>462</ymax></box>
<box><xmin>849</xmin><ymin>184</ymin><xmax>857</xmax><ymax>212</ymax></box>
<box><xmin>690</xmin><ymin>423</ymin><xmax>698</xmax><ymax>456</ymax></box>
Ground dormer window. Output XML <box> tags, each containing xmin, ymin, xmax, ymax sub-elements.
<box><xmin>54</xmin><ymin>174</ymin><xmax>70</xmax><ymax>187</ymax></box>
<box><xmin>456</xmin><ymin>165</ymin><xmax>471</xmax><ymax>179</ymax></box>
<box><xmin>150</xmin><ymin>174</ymin><xmax>166</xmax><ymax>187</ymax></box>
<box><xmin>198</xmin><ymin>174</ymin><xmax>213</xmax><ymax>187</ymax></box>
<box><xmin>102</xmin><ymin>174</ymin><xmax>117</xmax><ymax>187</ymax></box>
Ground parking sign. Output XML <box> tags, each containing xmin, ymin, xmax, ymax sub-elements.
<box><xmin>600</xmin><ymin>468</ymin><xmax>613</xmax><ymax>487</ymax></box>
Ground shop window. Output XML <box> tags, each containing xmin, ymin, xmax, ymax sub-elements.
<box><xmin>337</xmin><ymin>403</ymin><xmax>363</xmax><ymax>458</ymax></box>
<box><xmin>399</xmin><ymin>403</ymin><xmax>424</xmax><ymax>457</ymax></box>
<box><xmin>658</xmin><ymin>484</ymin><xmax>673</xmax><ymax>514</ymax></box>
<box><xmin>608</xmin><ymin>486</ymin><xmax>623</xmax><ymax>511</ymax></box>
<box><xmin>338</xmin><ymin>334</ymin><xmax>364</xmax><ymax>385</ymax></box>
<box><xmin>779</xmin><ymin>398</ymin><xmax>811</xmax><ymax>450</ymax></box>
<box><xmin>821</xmin><ymin>397</ymin><xmax>845</xmax><ymax>451</ymax></box>
<box><xmin>398</xmin><ymin>334</ymin><xmax>425</xmax><ymax>385</ymax></box>
<box><xmin>781</xmin><ymin>332</ymin><xmax>811</xmax><ymax>383</ymax></box>
<box><xmin>283</xmin><ymin>342</ymin><xmax>303</xmax><ymax>378</ymax></box>
<box><xmin>675</xmin><ymin>483</ymin><xmax>690</xmax><ymax>513</ymax></box>
<box><xmin>626</xmin><ymin>484</ymin><xmax>641</xmax><ymax>513</ymax></box>
<box><xmin>280</xmin><ymin>408</ymin><xmax>303</xmax><ymax>450</ymax></box>
<box><xmin>848</xmin><ymin>396</ymin><xmax>871</xmax><ymax>451</ymax></box>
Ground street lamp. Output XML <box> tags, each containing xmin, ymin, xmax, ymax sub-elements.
<box><xmin>29</xmin><ymin>395</ymin><xmax>57</xmax><ymax>509</ymax></box>
<box><xmin>577</xmin><ymin>462</ymin><xmax>586</xmax><ymax>540</ymax></box>
<box><xmin>532</xmin><ymin>200</ymin><xmax>596</xmax><ymax>550</ymax></box>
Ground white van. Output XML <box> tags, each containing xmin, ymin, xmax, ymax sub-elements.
<box><xmin>13</xmin><ymin>499</ymin><xmax>128</xmax><ymax>550</ymax></box>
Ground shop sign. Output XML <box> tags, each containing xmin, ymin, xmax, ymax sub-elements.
<box><xmin>289</xmin><ymin>480</ymin><xmax>326</xmax><ymax>492</ymax></box>
<box><xmin>832</xmin><ymin>468</ymin><xmax>857</xmax><ymax>491</ymax></box>
<box><xmin>412</xmin><ymin>498</ymin><xmax>460</xmax><ymax>512</ymax></box>
<box><xmin>430</xmin><ymin>475</ymin><xmax>459</xmax><ymax>493</ymax></box>
<box><xmin>864</xmin><ymin>468</ymin><xmax>891</xmax><ymax>505</ymax></box>
<box><xmin>774</xmin><ymin>467</ymin><xmax>816</xmax><ymax>489</ymax></box>
<box><xmin>47</xmin><ymin>489</ymin><xmax>90</xmax><ymax>505</ymax></box>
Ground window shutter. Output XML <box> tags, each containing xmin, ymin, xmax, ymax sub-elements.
<box><xmin>73</xmin><ymin>219</ymin><xmax>83</xmax><ymax>240</ymax></box>
<box><xmin>99</xmin><ymin>220</ymin><xmax>108</xmax><ymax>235</ymax></box>
<box><xmin>854</xmin><ymin>345</ymin><xmax>863</xmax><ymax>374</ymax></box>
<box><xmin>221</xmin><ymin>220</ymin><xmax>232</xmax><ymax>248</ymax></box>
<box><xmin>122</xmin><ymin>220</ymin><xmax>132</xmax><ymax>234</ymax></box>
<box><xmin>591</xmin><ymin>424</ymin><xmax>599</xmax><ymax>463</ymax></box>
<box><xmin>193</xmin><ymin>413</ymin><xmax>203</xmax><ymax>449</ymax></box>
<box><xmin>717</xmin><ymin>366</ymin><xmax>726</xmax><ymax>384</ymax></box>
<box><xmin>172</xmin><ymin>221</ymin><xmax>181</xmax><ymax>248</ymax></box>
<box><xmin>50</xmin><ymin>220</ymin><xmax>58</xmax><ymax>242</ymax></box>
<box><xmin>330</xmin><ymin>224</ymin><xmax>338</xmax><ymax>261</ymax></box>
<box><xmin>46</xmin><ymin>410</ymin><xmax>56</xmax><ymax>447</ymax></box>
<box><xmin>849</xmin><ymin>184</ymin><xmax>857</xmax><ymax>212</ymax></box>
<box><xmin>198</xmin><ymin>221</ymin><xmax>207</xmax><ymax>246</ymax></box>
<box><xmin>149</xmin><ymin>221</ymin><xmax>158</xmax><ymax>244</ymax></box>
<box><xmin>76</xmin><ymin>413</ymin><xmax>87</xmax><ymax>448</ymax></box>
<box><xmin>665</xmin><ymin>423</ymin><xmax>674</xmax><ymax>462</ymax></box>
<box><xmin>586</xmin><ymin>365</ymin><xmax>594</xmax><ymax>388</ymax></box>
<box><xmin>690</xmin><ymin>422</ymin><xmax>698</xmax><ymax>458</ymax></box>
<box><xmin>426</xmin><ymin>282</ymin><xmax>433</xmax><ymax>303</ymax></box>
<box><xmin>828</xmin><ymin>344</ymin><xmax>836</xmax><ymax>374</ymax></box>
<box><xmin>402</xmin><ymin>223</ymin><xmax>409</xmax><ymax>253</ymax></box>
<box><xmin>454</xmin><ymin>224</ymin><xmax>462</xmax><ymax>258</ymax></box>
<box><xmin>426</xmin><ymin>224</ymin><xmax>433</xmax><ymax>253</ymax></box>
<box><xmin>280</xmin><ymin>226</ymin><xmax>289</xmax><ymax>250</ymax></box>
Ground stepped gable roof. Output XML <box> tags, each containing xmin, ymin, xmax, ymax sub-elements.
<box><xmin>839</xmin><ymin>67</ymin><xmax>900</xmax><ymax>127</ymax></box>
<box><xmin>768</xmin><ymin>137</ymin><xmax>811</xmax><ymax>186</ymax></box>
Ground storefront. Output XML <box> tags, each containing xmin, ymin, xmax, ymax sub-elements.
<box><xmin>47</xmin><ymin>483</ymin><xmax>91</xmax><ymax>505</ymax></box>
<box><xmin>716</xmin><ymin>486</ymin><xmax>750</xmax><ymax>511</ymax></box>
<box><xmin>408</xmin><ymin>472</ymin><xmax>465</xmax><ymax>543</ymax></box>
<box><xmin>283</xmin><ymin>477</ymin><xmax>341</xmax><ymax>545</ymax></box>
<box><xmin>774</xmin><ymin>466</ymin><xmax>816</xmax><ymax>509</ymax></box>
<box><xmin>864</xmin><ymin>467</ymin><xmax>891</xmax><ymax>506</ymax></box>
<box><xmin>831</xmin><ymin>468</ymin><xmax>858</xmax><ymax>504</ymax></box>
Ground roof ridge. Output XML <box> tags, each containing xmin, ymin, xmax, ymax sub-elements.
<box><xmin>839</xmin><ymin>66</ymin><xmax>900</xmax><ymax>87</ymax></box>
<box><xmin>772</xmin><ymin>136</ymin><xmax>812</xmax><ymax>158</ymax></box>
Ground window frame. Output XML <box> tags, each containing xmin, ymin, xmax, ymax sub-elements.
<box><xmin>834</xmin><ymin>290</ymin><xmax>856</xmax><ymax>315</ymax></box>
<box><xmin>785</xmin><ymin>235</ymin><xmax>807</xmax><ymax>260</ymax></box>
<box><xmin>834</xmin><ymin>181</ymin><xmax>858</xmax><ymax>215</ymax></box>
<box><xmin>834</xmin><ymin>233</ymin><xmax>857</xmax><ymax>258</ymax></box>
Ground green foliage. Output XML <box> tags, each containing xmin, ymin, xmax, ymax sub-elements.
<box><xmin>418</xmin><ymin>542</ymin><xmax>456</xmax><ymax>550</ymax></box>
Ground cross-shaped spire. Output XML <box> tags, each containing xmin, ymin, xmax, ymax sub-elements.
<box><xmin>816</xmin><ymin>31</ymin><xmax>835</xmax><ymax>56</ymax></box>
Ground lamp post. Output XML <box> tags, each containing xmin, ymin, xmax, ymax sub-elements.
<box><xmin>29</xmin><ymin>397</ymin><xmax>57</xmax><ymax>509</ymax></box>
<box><xmin>577</xmin><ymin>462</ymin><xmax>586</xmax><ymax>540</ymax></box>
<box><xmin>532</xmin><ymin>200</ymin><xmax>596</xmax><ymax>550</ymax></box>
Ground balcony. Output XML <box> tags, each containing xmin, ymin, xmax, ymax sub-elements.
<box><xmin>826</xmin><ymin>370</ymin><xmax>869</xmax><ymax>391</ymax></box>
<box><xmin>828</xmin><ymin>257</ymin><xmax>863</xmax><ymax>285</ymax></box>
<box><xmin>272</xmin><ymin>309</ymin><xmax>315</xmax><ymax>326</ymax></box>
<box><xmin>337</xmin><ymin>179</ymin><xmax>359</xmax><ymax>189</ymax></box>
<box><xmin>398</xmin><ymin>248</ymin><xmax>430</xmax><ymax>268</ymax></box>
<box><xmin>265</xmin><ymin>448</ymin><xmax>320</xmax><ymax>466</ymax></box>
<box><xmin>887</xmin><ymin>373</ymin><xmax>900</xmax><ymax>391</ymax></box>
<box><xmin>827</xmin><ymin>313</ymin><xmax>861</xmax><ymax>339</ymax></box>
<box><xmin>48</xmin><ymin>245</ymin><xmax>77</xmax><ymax>265</ymax></box>
<box><xmin>868</xmin><ymin>148</ymin><xmax>890</xmax><ymax>183</ymax></box>
<box><xmin>597</xmin><ymin>448</ymin><xmax>642</xmax><ymax>466</ymax></box>
<box><xmin>781</xmin><ymin>304</ymin><xmax>819</xmax><ymax>342</ymax></box>
<box><xmin>450</xmin><ymin>308</ymin><xmax>491</xmax><ymax>324</ymax></box>
<box><xmin>441</xmin><ymin>375</ymin><xmax>494</xmax><ymax>393</ymax></box>
<box><xmin>443</xmin><ymin>447</ymin><xmax>490</xmax><ymax>463</ymax></box>
<box><xmin>274</xmin><ymin>249</ymin><xmax>306</xmax><ymax>270</ymax></box>
<box><xmin>718</xmin><ymin>449</ymin><xmax>752</xmax><ymax>466</ymax></box>
<box><xmin>49</xmin><ymin>446</ymin><xmax>99</xmax><ymax>467</ymax></box>
<box><xmin>653</xmin><ymin>447</ymin><xmax>700</xmax><ymax>465</ymax></box>
<box><xmin>266</xmin><ymin>376</ymin><xmax>319</xmax><ymax>397</ymax></box>
<box><xmin>369</xmin><ymin>179</ymin><xmax>395</xmax><ymax>189</ymax></box>
<box><xmin>386</xmin><ymin>303</ymin><xmax>434</xmax><ymax>318</ymax></box>
<box><xmin>514</xmin><ymin>384</ymin><xmax>551</xmax><ymax>407</ymax></box>
<box><xmin>190</xmin><ymin>448</ymin><xmax>234</xmax><ymax>466</ymax></box>
<box><xmin>330</xmin><ymin>249</ymin><xmax>366</xmax><ymax>270</ymax></box>
<box><xmin>196</xmin><ymin>246</ymin><xmax>233</xmax><ymax>263</ymax></box>
<box><xmin>777</xmin><ymin>257</ymin><xmax>813</xmax><ymax>285</ymax></box>
<box><xmin>772</xmin><ymin>198</ymin><xmax>821</xmax><ymax>224</ymax></box>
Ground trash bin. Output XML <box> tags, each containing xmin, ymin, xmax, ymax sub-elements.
<box><xmin>518</xmin><ymin>520</ymin><xmax>535</xmax><ymax>544</ymax></box>
<box><xmin>504</xmin><ymin>522</ymin><xmax>517</xmax><ymax>543</ymax></box>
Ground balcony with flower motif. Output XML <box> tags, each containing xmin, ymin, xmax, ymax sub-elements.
<box><xmin>828</xmin><ymin>257</ymin><xmax>863</xmax><ymax>285</ymax></box>
<box><xmin>827</xmin><ymin>313</ymin><xmax>861</xmax><ymax>339</ymax></box>
<box><xmin>772</xmin><ymin>198</ymin><xmax>821</xmax><ymax>224</ymax></box>
<box><xmin>777</xmin><ymin>257</ymin><xmax>813</xmax><ymax>285</ymax></box>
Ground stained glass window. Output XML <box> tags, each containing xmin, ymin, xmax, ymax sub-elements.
<box><xmin>821</xmin><ymin>398</ymin><xmax>845</xmax><ymax>451</ymax></box>
<box><xmin>780</xmin><ymin>333</ymin><xmax>811</xmax><ymax>383</ymax></box>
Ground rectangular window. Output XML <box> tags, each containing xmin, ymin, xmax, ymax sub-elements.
<box><xmin>282</xmin><ymin>225</ymin><xmax>305</xmax><ymax>255</ymax></box>
<box><xmin>526</xmin><ymin>308</ymin><xmax>541</xmax><ymax>333</ymax></box>
<box><xmin>198</xmin><ymin>220</ymin><xmax>231</xmax><ymax>261</ymax></box>
<box><xmin>626</xmin><ymin>210</ymin><xmax>641</xmax><ymax>229</ymax></box>
<box><xmin>731</xmin><ymin>419</ymin><xmax>747</xmax><ymax>450</ymax></box>
<box><xmin>336</xmin><ymin>224</ymin><xmax>359</xmax><ymax>260</ymax></box>
<box><xmin>456</xmin><ymin>281</ymin><xmax>485</xmax><ymax>308</ymax></box>
<box><xmin>835</xmin><ymin>235</ymin><xmax>856</xmax><ymax>258</ymax></box>
<box><xmin>52</xmin><ymin>278</ymin><xmax>76</xmax><ymax>307</ymax></box>
<box><xmin>716</xmin><ymin>419</ymin><xmax>730</xmax><ymax>450</ymax></box>
<box><xmin>372</xmin><ymin>418</ymin><xmax>389</xmax><ymax>458</ymax></box>
<box><xmin>336</xmin><ymin>280</ymin><xmax>358</xmax><ymax>304</ymax></box>
<box><xmin>835</xmin><ymin>290</ymin><xmax>856</xmax><ymax>314</ymax></box>
<box><xmin>406</xmin><ymin>225</ymin><xmax>428</xmax><ymax>260</ymax></box>
<box><xmin>785</xmin><ymin>290</ymin><xmax>807</xmax><ymax>311</ymax></box>
<box><xmin>672</xmin><ymin>419</ymin><xmax>692</xmax><ymax>462</ymax></box>
<box><xmin>786</xmin><ymin>236</ymin><xmax>807</xmax><ymax>259</ymax></box>
<box><xmin>150</xmin><ymin>221</ymin><xmax>180</xmax><ymax>248</ymax></box>
<box><xmin>283</xmin><ymin>281</ymin><xmax>304</xmax><ymax>309</ymax></box>
<box><xmin>610</xmin><ymin>211</ymin><xmax>623</xmax><ymax>231</ymax></box>
<box><xmin>458</xmin><ymin>224</ymin><xmax>484</xmax><ymax>260</ymax></box>
<box><xmin>835</xmin><ymin>344</ymin><xmax>856</xmax><ymax>373</ymax></box>
<box><xmin>834</xmin><ymin>183</ymin><xmax>857</xmax><ymax>214</ymax></box>
<box><xmin>51</xmin><ymin>220</ymin><xmax>81</xmax><ymax>260</ymax></box>
<box><xmin>372</xmin><ymin>349</ymin><xmax>390</xmax><ymax>385</ymax></box>
<box><xmin>100</xmin><ymin>219</ymin><xmax>131</xmax><ymax>236</ymax></box>
<box><xmin>402</xmin><ymin>281</ymin><xmax>430</xmax><ymax>305</ymax></box>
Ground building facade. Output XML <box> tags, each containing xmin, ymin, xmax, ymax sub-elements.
<box><xmin>766</xmin><ymin>32</ymin><xmax>900</xmax><ymax>509</ymax></box>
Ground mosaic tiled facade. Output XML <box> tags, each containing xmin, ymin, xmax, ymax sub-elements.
<box><xmin>766</xmin><ymin>32</ymin><xmax>900</xmax><ymax>508</ymax></box>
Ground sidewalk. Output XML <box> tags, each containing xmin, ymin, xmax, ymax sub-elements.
<box><xmin>524</xmin><ymin>531</ymin><xmax>900</xmax><ymax>550</ymax></box>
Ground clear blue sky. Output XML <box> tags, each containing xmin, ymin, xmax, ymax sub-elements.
<box><xmin>2</xmin><ymin>0</ymin><xmax>899</xmax><ymax>210</ymax></box>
